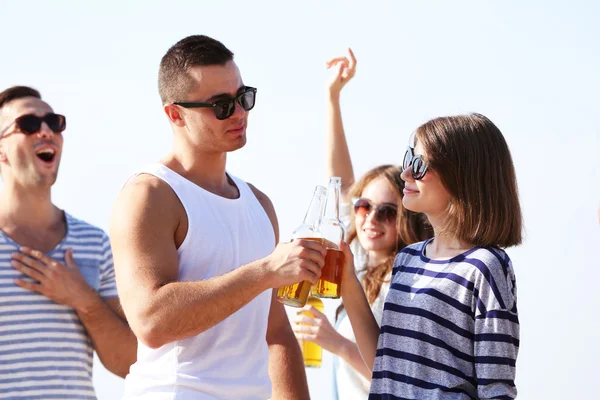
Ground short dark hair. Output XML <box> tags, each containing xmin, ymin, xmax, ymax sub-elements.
<box><xmin>158</xmin><ymin>35</ymin><xmax>234</xmax><ymax>104</ymax></box>
<box><xmin>0</xmin><ymin>86</ymin><xmax>41</xmax><ymax>110</ymax></box>
<box><xmin>416</xmin><ymin>113</ymin><xmax>523</xmax><ymax>248</ymax></box>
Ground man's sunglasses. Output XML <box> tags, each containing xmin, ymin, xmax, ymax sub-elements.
<box><xmin>352</xmin><ymin>197</ymin><xmax>398</xmax><ymax>224</ymax></box>
<box><xmin>174</xmin><ymin>87</ymin><xmax>257</xmax><ymax>120</ymax></box>
<box><xmin>402</xmin><ymin>146</ymin><xmax>429</xmax><ymax>180</ymax></box>
<box><xmin>1</xmin><ymin>113</ymin><xmax>66</xmax><ymax>136</ymax></box>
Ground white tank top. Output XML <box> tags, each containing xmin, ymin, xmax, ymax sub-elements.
<box><xmin>123</xmin><ymin>164</ymin><xmax>275</xmax><ymax>400</ymax></box>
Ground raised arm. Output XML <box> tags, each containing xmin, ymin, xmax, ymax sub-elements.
<box><xmin>110</xmin><ymin>175</ymin><xmax>326</xmax><ymax>349</ymax></box>
<box><xmin>326</xmin><ymin>48</ymin><xmax>357</xmax><ymax>201</ymax></box>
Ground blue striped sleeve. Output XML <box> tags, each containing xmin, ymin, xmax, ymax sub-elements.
<box><xmin>98</xmin><ymin>233</ymin><xmax>117</xmax><ymax>299</ymax></box>
<box><xmin>474</xmin><ymin>307</ymin><xmax>519</xmax><ymax>399</ymax></box>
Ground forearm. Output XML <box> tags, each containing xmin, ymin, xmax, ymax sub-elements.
<box><xmin>326</xmin><ymin>92</ymin><xmax>355</xmax><ymax>199</ymax></box>
<box><xmin>76</xmin><ymin>295</ymin><xmax>137</xmax><ymax>378</ymax></box>
<box><xmin>132</xmin><ymin>260</ymin><xmax>271</xmax><ymax>348</ymax></box>
<box><xmin>337</xmin><ymin>339</ymin><xmax>373</xmax><ymax>381</ymax></box>
<box><xmin>268</xmin><ymin>327</ymin><xmax>310</xmax><ymax>400</ymax></box>
<box><xmin>341</xmin><ymin>277</ymin><xmax>381</xmax><ymax>372</ymax></box>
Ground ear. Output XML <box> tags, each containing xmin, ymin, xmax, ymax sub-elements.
<box><xmin>164</xmin><ymin>104</ymin><xmax>185</xmax><ymax>127</ymax></box>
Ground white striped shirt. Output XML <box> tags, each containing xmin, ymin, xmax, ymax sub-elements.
<box><xmin>0</xmin><ymin>213</ymin><xmax>117</xmax><ymax>399</ymax></box>
<box><xmin>370</xmin><ymin>239</ymin><xmax>519</xmax><ymax>399</ymax></box>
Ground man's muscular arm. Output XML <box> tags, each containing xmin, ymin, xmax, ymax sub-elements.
<box><xmin>110</xmin><ymin>175</ymin><xmax>325</xmax><ymax>349</ymax></box>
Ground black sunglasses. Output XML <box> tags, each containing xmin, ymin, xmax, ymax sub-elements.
<box><xmin>402</xmin><ymin>146</ymin><xmax>429</xmax><ymax>180</ymax></box>
<box><xmin>174</xmin><ymin>87</ymin><xmax>257</xmax><ymax>120</ymax></box>
<box><xmin>1</xmin><ymin>113</ymin><xmax>66</xmax><ymax>136</ymax></box>
<box><xmin>352</xmin><ymin>197</ymin><xmax>398</xmax><ymax>224</ymax></box>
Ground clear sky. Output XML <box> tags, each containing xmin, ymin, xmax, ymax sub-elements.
<box><xmin>1</xmin><ymin>1</ymin><xmax>599</xmax><ymax>399</ymax></box>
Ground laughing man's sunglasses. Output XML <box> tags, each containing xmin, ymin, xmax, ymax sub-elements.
<box><xmin>174</xmin><ymin>87</ymin><xmax>257</xmax><ymax>120</ymax></box>
<box><xmin>402</xmin><ymin>146</ymin><xmax>429</xmax><ymax>180</ymax></box>
<box><xmin>352</xmin><ymin>197</ymin><xmax>398</xmax><ymax>224</ymax></box>
<box><xmin>1</xmin><ymin>113</ymin><xmax>66</xmax><ymax>137</ymax></box>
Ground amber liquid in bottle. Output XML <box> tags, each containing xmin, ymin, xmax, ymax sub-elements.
<box><xmin>276</xmin><ymin>238</ymin><xmax>323</xmax><ymax>307</ymax></box>
<box><xmin>277</xmin><ymin>186</ymin><xmax>326</xmax><ymax>307</ymax></box>
<box><xmin>301</xmin><ymin>296</ymin><xmax>324</xmax><ymax>368</ymax></box>
<box><xmin>312</xmin><ymin>177</ymin><xmax>345</xmax><ymax>299</ymax></box>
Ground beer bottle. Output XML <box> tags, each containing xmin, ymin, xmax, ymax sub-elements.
<box><xmin>276</xmin><ymin>185</ymin><xmax>326</xmax><ymax>307</ymax></box>
<box><xmin>301</xmin><ymin>296</ymin><xmax>325</xmax><ymax>368</ymax></box>
<box><xmin>312</xmin><ymin>177</ymin><xmax>345</xmax><ymax>299</ymax></box>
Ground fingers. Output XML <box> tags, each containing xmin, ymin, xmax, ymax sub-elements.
<box><xmin>326</xmin><ymin>57</ymin><xmax>349</xmax><ymax>68</ymax></box>
<box><xmin>340</xmin><ymin>241</ymin><xmax>353</xmax><ymax>265</ymax></box>
<box><xmin>292</xmin><ymin>313</ymin><xmax>318</xmax><ymax>325</ymax></box>
<box><xmin>347</xmin><ymin>48</ymin><xmax>357</xmax><ymax>69</ymax></box>
<box><xmin>64</xmin><ymin>248</ymin><xmax>78</xmax><ymax>269</ymax></box>
<box><xmin>296</xmin><ymin>239</ymin><xmax>327</xmax><ymax>257</ymax></box>
<box><xmin>294</xmin><ymin>332</ymin><xmax>317</xmax><ymax>342</ymax></box>
<box><xmin>301</xmin><ymin>304</ymin><xmax>327</xmax><ymax>320</ymax></box>
<box><xmin>339</xmin><ymin>241</ymin><xmax>356</xmax><ymax>275</ymax></box>
<box><xmin>10</xmin><ymin>260</ymin><xmax>45</xmax><ymax>281</ymax></box>
<box><xmin>20</xmin><ymin>247</ymin><xmax>55</xmax><ymax>266</ymax></box>
<box><xmin>14</xmin><ymin>278</ymin><xmax>45</xmax><ymax>295</ymax></box>
<box><xmin>294</xmin><ymin>240</ymin><xmax>327</xmax><ymax>281</ymax></box>
<box><xmin>11</xmin><ymin>252</ymin><xmax>48</xmax><ymax>275</ymax></box>
<box><xmin>299</xmin><ymin>263</ymin><xmax>321</xmax><ymax>285</ymax></box>
<box><xmin>293</xmin><ymin>323</ymin><xmax>318</xmax><ymax>335</ymax></box>
<box><xmin>297</xmin><ymin>250</ymin><xmax>326</xmax><ymax>285</ymax></box>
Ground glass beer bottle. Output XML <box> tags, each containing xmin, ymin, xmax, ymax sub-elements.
<box><xmin>276</xmin><ymin>185</ymin><xmax>326</xmax><ymax>307</ymax></box>
<box><xmin>301</xmin><ymin>296</ymin><xmax>324</xmax><ymax>368</ymax></box>
<box><xmin>312</xmin><ymin>177</ymin><xmax>345</xmax><ymax>299</ymax></box>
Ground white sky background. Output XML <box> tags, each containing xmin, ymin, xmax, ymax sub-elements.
<box><xmin>1</xmin><ymin>1</ymin><xmax>599</xmax><ymax>398</ymax></box>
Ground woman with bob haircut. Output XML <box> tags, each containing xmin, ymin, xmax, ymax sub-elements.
<box><xmin>292</xmin><ymin>49</ymin><xmax>431</xmax><ymax>400</ymax></box>
<box><xmin>339</xmin><ymin>113</ymin><xmax>522</xmax><ymax>399</ymax></box>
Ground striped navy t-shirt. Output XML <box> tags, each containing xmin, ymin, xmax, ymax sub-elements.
<box><xmin>370</xmin><ymin>239</ymin><xmax>519</xmax><ymax>400</ymax></box>
<box><xmin>0</xmin><ymin>213</ymin><xmax>117</xmax><ymax>399</ymax></box>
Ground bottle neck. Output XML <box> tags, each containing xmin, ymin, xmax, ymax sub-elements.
<box><xmin>323</xmin><ymin>183</ymin><xmax>340</xmax><ymax>220</ymax></box>
<box><xmin>303</xmin><ymin>195</ymin><xmax>324</xmax><ymax>226</ymax></box>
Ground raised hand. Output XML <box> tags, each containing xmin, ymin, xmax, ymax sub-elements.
<box><xmin>326</xmin><ymin>48</ymin><xmax>357</xmax><ymax>96</ymax></box>
<box><xmin>11</xmin><ymin>247</ymin><xmax>99</xmax><ymax>309</ymax></box>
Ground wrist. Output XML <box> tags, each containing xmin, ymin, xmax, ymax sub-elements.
<box><xmin>341</xmin><ymin>274</ymin><xmax>362</xmax><ymax>300</ymax></box>
<box><xmin>73</xmin><ymin>289</ymin><xmax>103</xmax><ymax>316</ymax></box>
<box><xmin>246</xmin><ymin>258</ymin><xmax>275</xmax><ymax>292</ymax></box>
<box><xmin>336</xmin><ymin>337</ymin><xmax>353</xmax><ymax>362</ymax></box>
<box><xmin>327</xmin><ymin>90</ymin><xmax>341</xmax><ymax>102</ymax></box>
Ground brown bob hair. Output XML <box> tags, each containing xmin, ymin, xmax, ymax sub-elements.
<box><xmin>414</xmin><ymin>113</ymin><xmax>522</xmax><ymax>248</ymax></box>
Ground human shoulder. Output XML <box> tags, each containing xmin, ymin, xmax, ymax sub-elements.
<box><xmin>247</xmin><ymin>183</ymin><xmax>274</xmax><ymax>213</ymax></box>
<box><xmin>110</xmin><ymin>172</ymin><xmax>182</xmax><ymax>241</ymax></box>
<box><xmin>119</xmin><ymin>173</ymin><xmax>180</xmax><ymax>203</ymax></box>
<box><xmin>247</xmin><ymin>182</ymin><xmax>277</xmax><ymax>222</ymax></box>
<box><xmin>467</xmin><ymin>246</ymin><xmax>513</xmax><ymax>277</ymax></box>
<box><xmin>394</xmin><ymin>240</ymin><xmax>427</xmax><ymax>265</ymax></box>
<box><xmin>247</xmin><ymin>182</ymin><xmax>278</xmax><ymax>243</ymax></box>
<box><xmin>466</xmin><ymin>247</ymin><xmax>517</xmax><ymax>311</ymax></box>
<box><xmin>115</xmin><ymin>173</ymin><xmax>182</xmax><ymax>217</ymax></box>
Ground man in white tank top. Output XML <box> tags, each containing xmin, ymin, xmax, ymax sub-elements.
<box><xmin>110</xmin><ymin>35</ymin><xmax>326</xmax><ymax>400</ymax></box>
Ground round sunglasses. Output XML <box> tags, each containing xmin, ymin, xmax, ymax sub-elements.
<box><xmin>174</xmin><ymin>87</ymin><xmax>257</xmax><ymax>120</ymax></box>
<box><xmin>1</xmin><ymin>113</ymin><xmax>66</xmax><ymax>137</ymax></box>
<box><xmin>402</xmin><ymin>146</ymin><xmax>429</xmax><ymax>180</ymax></box>
<box><xmin>352</xmin><ymin>197</ymin><xmax>398</xmax><ymax>224</ymax></box>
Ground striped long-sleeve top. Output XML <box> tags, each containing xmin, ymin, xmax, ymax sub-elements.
<box><xmin>0</xmin><ymin>213</ymin><xmax>117</xmax><ymax>399</ymax></box>
<box><xmin>369</xmin><ymin>239</ymin><xmax>519</xmax><ymax>399</ymax></box>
